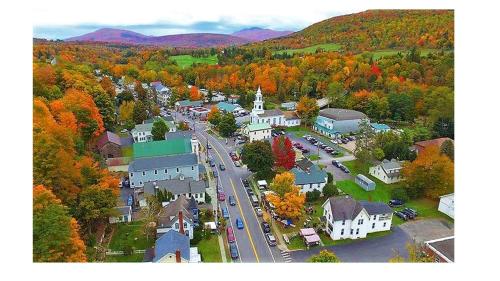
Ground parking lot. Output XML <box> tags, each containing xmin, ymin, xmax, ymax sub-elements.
<box><xmin>399</xmin><ymin>219</ymin><xmax>454</xmax><ymax>244</ymax></box>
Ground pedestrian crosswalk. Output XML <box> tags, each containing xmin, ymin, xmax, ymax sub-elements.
<box><xmin>281</xmin><ymin>250</ymin><xmax>293</xmax><ymax>263</ymax></box>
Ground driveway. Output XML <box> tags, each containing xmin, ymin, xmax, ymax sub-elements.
<box><xmin>290</xmin><ymin>227</ymin><xmax>410</xmax><ymax>262</ymax></box>
<box><xmin>399</xmin><ymin>219</ymin><xmax>454</xmax><ymax>244</ymax></box>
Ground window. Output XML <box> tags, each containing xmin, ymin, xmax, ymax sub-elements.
<box><xmin>130</xmin><ymin>173</ymin><xmax>134</xmax><ymax>177</ymax></box>
<box><xmin>165</xmin><ymin>169</ymin><xmax>168</xmax><ymax>173</ymax></box>
<box><xmin>176</xmin><ymin>168</ymin><xmax>179</xmax><ymax>173</ymax></box>
<box><xmin>184</xmin><ymin>222</ymin><xmax>187</xmax><ymax>228</ymax></box>
<box><xmin>195</xmin><ymin>194</ymin><xmax>198</xmax><ymax>198</ymax></box>
<box><xmin>372</xmin><ymin>223</ymin><xmax>375</xmax><ymax>229</ymax></box>
<box><xmin>356</xmin><ymin>229</ymin><xmax>359</xmax><ymax>235</ymax></box>
<box><xmin>192</xmin><ymin>166</ymin><xmax>194</xmax><ymax>170</ymax></box>
<box><xmin>340</xmin><ymin>229</ymin><xmax>344</xmax><ymax>235</ymax></box>
<box><xmin>342</xmin><ymin>220</ymin><xmax>345</xmax><ymax>226</ymax></box>
<box><xmin>175</xmin><ymin>223</ymin><xmax>179</xmax><ymax>229</ymax></box>
<box><xmin>350</xmin><ymin>229</ymin><xmax>353</xmax><ymax>235</ymax></box>
<box><xmin>142</xmin><ymin>171</ymin><xmax>145</xmax><ymax>176</ymax></box>
<box><xmin>154</xmin><ymin>170</ymin><xmax>157</xmax><ymax>175</ymax></box>
<box><xmin>139</xmin><ymin>181</ymin><xmax>142</xmax><ymax>185</ymax></box>
<box><xmin>383</xmin><ymin>222</ymin><xmax>387</xmax><ymax>227</ymax></box>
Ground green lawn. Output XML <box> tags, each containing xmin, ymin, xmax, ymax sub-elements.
<box><xmin>308</xmin><ymin>154</ymin><xmax>321</xmax><ymax>161</ymax></box>
<box><xmin>357</xmin><ymin>48</ymin><xmax>453</xmax><ymax>60</ymax></box>
<box><xmin>273</xmin><ymin>43</ymin><xmax>342</xmax><ymax>55</ymax></box>
<box><xmin>105</xmin><ymin>253</ymin><xmax>144</xmax><ymax>262</ymax></box>
<box><xmin>108</xmin><ymin>221</ymin><xmax>154</xmax><ymax>251</ymax></box>
<box><xmin>197</xmin><ymin>234</ymin><xmax>223</xmax><ymax>262</ymax></box>
<box><xmin>170</xmin><ymin>55</ymin><xmax>218</xmax><ymax>68</ymax></box>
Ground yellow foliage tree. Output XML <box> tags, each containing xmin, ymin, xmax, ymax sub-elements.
<box><xmin>267</xmin><ymin>174</ymin><xmax>305</xmax><ymax>220</ymax></box>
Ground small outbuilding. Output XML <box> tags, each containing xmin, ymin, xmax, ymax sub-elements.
<box><xmin>355</xmin><ymin>174</ymin><xmax>376</xmax><ymax>191</ymax></box>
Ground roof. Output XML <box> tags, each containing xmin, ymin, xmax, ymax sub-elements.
<box><xmin>216</xmin><ymin>102</ymin><xmax>241</xmax><ymax>112</ymax></box>
<box><xmin>378</xmin><ymin>159</ymin><xmax>403</xmax><ymax>178</ymax></box>
<box><xmin>144</xmin><ymin>178</ymin><xmax>207</xmax><ymax>196</ymax></box>
<box><xmin>129</xmin><ymin>153</ymin><xmax>197</xmax><ymax>172</ymax></box>
<box><xmin>96</xmin><ymin>131</ymin><xmax>121</xmax><ymax>148</ymax></box>
<box><xmin>292</xmin><ymin>165</ymin><xmax>327</xmax><ymax>185</ymax></box>
<box><xmin>166</xmin><ymin>131</ymin><xmax>193</xmax><ymax>140</ymax></box>
<box><xmin>131</xmin><ymin>123</ymin><xmax>153</xmax><ymax>134</ymax></box>
<box><xmin>319</xmin><ymin>108</ymin><xmax>367</xmax><ymax>121</ymax></box>
<box><xmin>113</xmin><ymin>206</ymin><xmax>131</xmax><ymax>216</ymax></box>
<box><xmin>371</xmin><ymin>123</ymin><xmax>390</xmax><ymax>131</ymax></box>
<box><xmin>299</xmin><ymin>228</ymin><xmax>317</xmax><ymax>236</ymax></box>
<box><xmin>258</xmin><ymin>109</ymin><xmax>284</xmax><ymax>117</ymax></box>
<box><xmin>176</xmin><ymin>100</ymin><xmax>203</xmax><ymax>107</ymax></box>
<box><xmin>359</xmin><ymin>201</ymin><xmax>392</xmax><ymax>215</ymax></box>
<box><xmin>283</xmin><ymin>111</ymin><xmax>300</xmax><ymax>120</ymax></box>
<box><xmin>246</xmin><ymin>123</ymin><xmax>271</xmax><ymax>131</ymax></box>
<box><xmin>281</xmin><ymin>102</ymin><xmax>297</xmax><ymax>107</ymax></box>
<box><xmin>440</xmin><ymin>193</ymin><xmax>454</xmax><ymax>199</ymax></box>
<box><xmin>414</xmin><ymin>138</ymin><xmax>453</xmax><ymax>149</ymax></box>
<box><xmin>158</xmin><ymin>195</ymin><xmax>196</xmax><ymax>227</ymax></box>
<box><xmin>426</xmin><ymin>236</ymin><xmax>454</xmax><ymax>262</ymax></box>
<box><xmin>133</xmin><ymin>138</ymin><xmax>192</xmax><ymax>159</ymax></box>
<box><xmin>296</xmin><ymin>158</ymin><xmax>314</xmax><ymax>171</ymax></box>
<box><xmin>355</xmin><ymin>174</ymin><xmax>375</xmax><ymax>185</ymax></box>
<box><xmin>304</xmin><ymin>234</ymin><xmax>321</xmax><ymax>243</ymax></box>
<box><xmin>153</xmin><ymin>229</ymin><xmax>190</xmax><ymax>262</ymax></box>
<box><xmin>326</xmin><ymin>196</ymin><xmax>364</xmax><ymax>221</ymax></box>
<box><xmin>144</xmin><ymin>116</ymin><xmax>174</xmax><ymax>124</ymax></box>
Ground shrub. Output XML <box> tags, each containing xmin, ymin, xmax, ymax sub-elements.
<box><xmin>123</xmin><ymin>245</ymin><xmax>134</xmax><ymax>256</ymax></box>
<box><xmin>391</xmin><ymin>187</ymin><xmax>410</xmax><ymax>202</ymax></box>
<box><xmin>306</xmin><ymin>190</ymin><xmax>321</xmax><ymax>202</ymax></box>
<box><xmin>323</xmin><ymin>183</ymin><xmax>339</xmax><ymax>198</ymax></box>
<box><xmin>327</xmin><ymin>172</ymin><xmax>334</xmax><ymax>183</ymax></box>
<box><xmin>205</xmin><ymin>192</ymin><xmax>211</xmax><ymax>204</ymax></box>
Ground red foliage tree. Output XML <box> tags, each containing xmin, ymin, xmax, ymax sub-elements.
<box><xmin>272</xmin><ymin>135</ymin><xmax>296</xmax><ymax>170</ymax></box>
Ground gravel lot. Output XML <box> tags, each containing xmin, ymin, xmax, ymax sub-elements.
<box><xmin>399</xmin><ymin>219</ymin><xmax>454</xmax><ymax>244</ymax></box>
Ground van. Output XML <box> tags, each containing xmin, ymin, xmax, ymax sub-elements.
<box><xmin>251</xmin><ymin>195</ymin><xmax>259</xmax><ymax>207</ymax></box>
<box><xmin>226</xmin><ymin>226</ymin><xmax>235</xmax><ymax>243</ymax></box>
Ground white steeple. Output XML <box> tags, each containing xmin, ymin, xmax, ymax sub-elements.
<box><xmin>252</xmin><ymin>86</ymin><xmax>264</xmax><ymax>115</ymax></box>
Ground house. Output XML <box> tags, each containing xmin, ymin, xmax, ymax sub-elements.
<box><xmin>413</xmin><ymin>137</ymin><xmax>453</xmax><ymax>154</ymax></box>
<box><xmin>131</xmin><ymin>123</ymin><xmax>153</xmax><ymax>143</ymax></box>
<box><xmin>243</xmin><ymin>123</ymin><xmax>272</xmax><ymax>142</ymax></box>
<box><xmin>210</xmin><ymin>93</ymin><xmax>226</xmax><ymax>103</ymax></box>
<box><xmin>148</xmin><ymin>229</ymin><xmax>201</xmax><ymax>263</ymax></box>
<box><xmin>438</xmin><ymin>193</ymin><xmax>454</xmax><ymax>219</ymax></box>
<box><xmin>249</xmin><ymin>87</ymin><xmax>299</xmax><ymax>127</ymax></box>
<box><xmin>157</xmin><ymin>196</ymin><xmax>199</xmax><ymax>239</ymax></box>
<box><xmin>94</xmin><ymin>131</ymin><xmax>122</xmax><ymax>159</ymax></box>
<box><xmin>291</xmin><ymin>158</ymin><xmax>328</xmax><ymax>193</ymax></box>
<box><xmin>313</xmin><ymin>108</ymin><xmax>369</xmax><ymax>138</ymax></box>
<box><xmin>322</xmin><ymin>196</ymin><xmax>392</xmax><ymax>240</ymax></box>
<box><xmin>424</xmin><ymin>236</ymin><xmax>454</xmax><ymax>263</ymax></box>
<box><xmin>281</xmin><ymin>102</ymin><xmax>297</xmax><ymax>111</ymax></box>
<box><xmin>132</xmin><ymin>136</ymin><xmax>198</xmax><ymax>159</ymax></box>
<box><xmin>216</xmin><ymin>101</ymin><xmax>242</xmax><ymax>113</ymax></box>
<box><xmin>144</xmin><ymin>116</ymin><xmax>177</xmax><ymax>133</ymax></box>
<box><xmin>142</xmin><ymin>178</ymin><xmax>208</xmax><ymax>204</ymax></box>
<box><xmin>369</xmin><ymin>159</ymin><xmax>404</xmax><ymax>184</ymax></box>
<box><xmin>355</xmin><ymin>174</ymin><xmax>376</xmax><ymax>191</ymax></box>
<box><xmin>370</xmin><ymin>123</ymin><xmax>391</xmax><ymax>133</ymax></box>
<box><xmin>151</xmin><ymin>81</ymin><xmax>171</xmax><ymax>106</ymax></box>
<box><xmin>283</xmin><ymin>111</ymin><xmax>301</xmax><ymax>127</ymax></box>
<box><xmin>227</xmin><ymin>94</ymin><xmax>239</xmax><ymax>104</ymax></box>
<box><xmin>108</xmin><ymin>206</ymin><xmax>132</xmax><ymax>224</ymax></box>
<box><xmin>175</xmin><ymin>100</ymin><xmax>203</xmax><ymax>112</ymax></box>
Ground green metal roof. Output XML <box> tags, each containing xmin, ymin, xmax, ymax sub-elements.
<box><xmin>133</xmin><ymin>138</ymin><xmax>192</xmax><ymax>159</ymax></box>
<box><xmin>246</xmin><ymin>123</ymin><xmax>271</xmax><ymax>131</ymax></box>
<box><xmin>216</xmin><ymin>102</ymin><xmax>240</xmax><ymax>112</ymax></box>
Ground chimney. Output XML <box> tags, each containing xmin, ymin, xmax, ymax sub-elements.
<box><xmin>175</xmin><ymin>249</ymin><xmax>181</xmax><ymax>263</ymax></box>
<box><xmin>179</xmin><ymin>211</ymin><xmax>185</xmax><ymax>235</ymax></box>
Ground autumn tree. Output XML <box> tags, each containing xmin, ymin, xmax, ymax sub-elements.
<box><xmin>218</xmin><ymin>113</ymin><xmax>237</xmax><ymax>137</ymax></box>
<box><xmin>296</xmin><ymin>95</ymin><xmax>319</xmax><ymax>127</ymax></box>
<box><xmin>133</xmin><ymin>100</ymin><xmax>148</xmax><ymax>124</ymax></box>
<box><xmin>241</xmin><ymin>141</ymin><xmax>274</xmax><ymax>179</ymax></box>
<box><xmin>93</xmin><ymin>90</ymin><xmax>116</xmax><ymax>131</ymax></box>
<box><xmin>189</xmin><ymin>86</ymin><xmax>203</xmax><ymax>101</ymax></box>
<box><xmin>100</xmin><ymin>76</ymin><xmax>115</xmax><ymax>97</ymax></box>
<box><xmin>151</xmin><ymin>119</ymin><xmax>169</xmax><ymax>141</ymax></box>
<box><xmin>389</xmin><ymin>243</ymin><xmax>433</xmax><ymax>263</ymax></box>
<box><xmin>119</xmin><ymin>101</ymin><xmax>135</xmax><ymax>129</ymax></box>
<box><xmin>76</xmin><ymin>185</ymin><xmax>118</xmax><ymax>234</ymax></box>
<box><xmin>440</xmin><ymin>139</ymin><xmax>454</xmax><ymax>161</ymax></box>
<box><xmin>309</xmin><ymin>250</ymin><xmax>340</xmax><ymax>263</ymax></box>
<box><xmin>141</xmin><ymin>195</ymin><xmax>161</xmax><ymax>241</ymax></box>
<box><xmin>354</xmin><ymin>119</ymin><xmax>377</xmax><ymax>164</ymax></box>
<box><xmin>272</xmin><ymin>136</ymin><xmax>296</xmax><ymax>170</ymax></box>
<box><xmin>327</xmin><ymin>81</ymin><xmax>345</xmax><ymax>108</ymax></box>
<box><xmin>267</xmin><ymin>185</ymin><xmax>305</xmax><ymax>219</ymax></box>
<box><xmin>269</xmin><ymin>172</ymin><xmax>296</xmax><ymax>197</ymax></box>
<box><xmin>402</xmin><ymin>145</ymin><xmax>454</xmax><ymax>199</ymax></box>
<box><xmin>207</xmin><ymin>106</ymin><xmax>222</xmax><ymax>126</ymax></box>
<box><xmin>33</xmin><ymin>185</ymin><xmax>86</xmax><ymax>262</ymax></box>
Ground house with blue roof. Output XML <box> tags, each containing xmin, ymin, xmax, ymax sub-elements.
<box><xmin>216</xmin><ymin>101</ymin><xmax>242</xmax><ymax>113</ymax></box>
<box><xmin>370</xmin><ymin>123</ymin><xmax>391</xmax><ymax>133</ymax></box>
<box><xmin>151</xmin><ymin>229</ymin><xmax>200</xmax><ymax>263</ymax></box>
<box><xmin>292</xmin><ymin>158</ymin><xmax>328</xmax><ymax>193</ymax></box>
<box><xmin>150</xmin><ymin>81</ymin><xmax>171</xmax><ymax>106</ymax></box>
<box><xmin>313</xmin><ymin>108</ymin><xmax>369</xmax><ymax>138</ymax></box>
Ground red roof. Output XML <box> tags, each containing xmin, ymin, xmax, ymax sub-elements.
<box><xmin>96</xmin><ymin>131</ymin><xmax>121</xmax><ymax>149</ymax></box>
<box><xmin>414</xmin><ymin>138</ymin><xmax>452</xmax><ymax>153</ymax></box>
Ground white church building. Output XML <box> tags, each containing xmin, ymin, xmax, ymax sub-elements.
<box><xmin>250</xmin><ymin>87</ymin><xmax>301</xmax><ymax>127</ymax></box>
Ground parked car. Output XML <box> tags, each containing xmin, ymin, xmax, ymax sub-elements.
<box><xmin>209</xmin><ymin>159</ymin><xmax>216</xmax><ymax>167</ymax></box>
<box><xmin>226</xmin><ymin>227</ymin><xmax>235</xmax><ymax>243</ymax></box>
<box><xmin>330</xmin><ymin>150</ymin><xmax>340</xmax><ymax>156</ymax></box>
<box><xmin>207</xmin><ymin>144</ymin><xmax>212</xmax><ymax>149</ymax></box>
<box><xmin>234</xmin><ymin>161</ymin><xmax>241</xmax><ymax>167</ymax></box>
<box><xmin>250</xmin><ymin>195</ymin><xmax>259</xmax><ymax>207</ymax></box>
<box><xmin>340</xmin><ymin>165</ymin><xmax>350</xmax><ymax>173</ymax></box>
<box><xmin>246</xmin><ymin>188</ymin><xmax>254</xmax><ymax>196</ymax></box>
<box><xmin>120</xmin><ymin>128</ymin><xmax>128</xmax><ymax>133</ymax></box>
<box><xmin>389</xmin><ymin>199</ymin><xmax>405</xmax><ymax>207</ymax></box>
<box><xmin>219</xmin><ymin>163</ymin><xmax>226</xmax><ymax>171</ymax></box>
<box><xmin>265</xmin><ymin>233</ymin><xmax>277</xmax><ymax>246</ymax></box>
<box><xmin>213</xmin><ymin>170</ymin><xmax>218</xmax><ymax>178</ymax></box>
<box><xmin>231</xmin><ymin>155</ymin><xmax>239</xmax><ymax>161</ymax></box>
<box><xmin>229</xmin><ymin>243</ymin><xmax>239</xmax><ymax>259</ymax></box>
<box><xmin>394</xmin><ymin>211</ymin><xmax>408</xmax><ymax>221</ymax></box>
<box><xmin>236</xmin><ymin>218</ymin><xmax>244</xmax><ymax>229</ymax></box>
<box><xmin>341</xmin><ymin>138</ymin><xmax>349</xmax><ymax>144</ymax></box>
<box><xmin>401</xmin><ymin>209</ymin><xmax>415</xmax><ymax>219</ymax></box>
<box><xmin>301</xmin><ymin>148</ymin><xmax>310</xmax><ymax>153</ymax></box>
<box><xmin>404</xmin><ymin>207</ymin><xmax>418</xmax><ymax>217</ymax></box>
<box><xmin>221</xmin><ymin>207</ymin><xmax>229</xmax><ymax>219</ymax></box>
<box><xmin>261</xmin><ymin>221</ymin><xmax>271</xmax><ymax>233</ymax></box>
<box><xmin>218</xmin><ymin>191</ymin><xmax>225</xmax><ymax>201</ymax></box>
<box><xmin>242</xmin><ymin>179</ymin><xmax>250</xmax><ymax>187</ymax></box>
<box><xmin>228</xmin><ymin>195</ymin><xmax>236</xmax><ymax>206</ymax></box>
<box><xmin>255</xmin><ymin>207</ymin><xmax>263</xmax><ymax>217</ymax></box>
<box><xmin>332</xmin><ymin>160</ymin><xmax>340</xmax><ymax>167</ymax></box>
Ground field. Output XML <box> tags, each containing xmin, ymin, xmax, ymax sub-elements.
<box><xmin>105</xmin><ymin>253</ymin><xmax>144</xmax><ymax>262</ymax></box>
<box><xmin>108</xmin><ymin>221</ymin><xmax>154</xmax><ymax>251</ymax></box>
<box><xmin>273</xmin><ymin>43</ymin><xmax>342</xmax><ymax>55</ymax></box>
<box><xmin>197</xmin><ymin>234</ymin><xmax>223</xmax><ymax>262</ymax></box>
<box><xmin>358</xmin><ymin>48</ymin><xmax>453</xmax><ymax>60</ymax></box>
<box><xmin>169</xmin><ymin>55</ymin><xmax>218</xmax><ymax>68</ymax></box>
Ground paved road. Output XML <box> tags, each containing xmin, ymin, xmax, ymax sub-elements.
<box><xmin>177</xmin><ymin>112</ymin><xmax>282</xmax><ymax>263</ymax></box>
<box><xmin>290</xmin><ymin>227</ymin><xmax>410</xmax><ymax>262</ymax></box>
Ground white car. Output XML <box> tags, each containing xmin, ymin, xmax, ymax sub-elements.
<box><xmin>120</xmin><ymin>129</ymin><xmax>128</xmax><ymax>133</ymax></box>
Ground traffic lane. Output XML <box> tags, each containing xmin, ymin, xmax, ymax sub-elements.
<box><xmin>217</xmin><ymin>181</ymin><xmax>242</xmax><ymax>263</ymax></box>
<box><xmin>206</xmin><ymin>132</ymin><xmax>277</xmax><ymax>263</ymax></box>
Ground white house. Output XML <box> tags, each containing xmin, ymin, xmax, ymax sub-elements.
<box><xmin>131</xmin><ymin>123</ymin><xmax>153</xmax><ymax>143</ymax></box>
<box><xmin>250</xmin><ymin>87</ymin><xmax>300</xmax><ymax>127</ymax></box>
<box><xmin>243</xmin><ymin>123</ymin><xmax>272</xmax><ymax>142</ymax></box>
<box><xmin>322</xmin><ymin>196</ymin><xmax>393</xmax><ymax>241</ymax></box>
<box><xmin>369</xmin><ymin>159</ymin><xmax>404</xmax><ymax>184</ymax></box>
<box><xmin>438</xmin><ymin>193</ymin><xmax>454</xmax><ymax>219</ymax></box>
<box><xmin>291</xmin><ymin>158</ymin><xmax>328</xmax><ymax>193</ymax></box>
<box><xmin>109</xmin><ymin>206</ymin><xmax>132</xmax><ymax>224</ymax></box>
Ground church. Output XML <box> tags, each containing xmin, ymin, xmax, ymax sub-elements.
<box><xmin>250</xmin><ymin>87</ymin><xmax>301</xmax><ymax>127</ymax></box>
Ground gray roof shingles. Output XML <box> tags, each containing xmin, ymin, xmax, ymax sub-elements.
<box><xmin>359</xmin><ymin>201</ymin><xmax>393</xmax><ymax>215</ymax></box>
<box><xmin>319</xmin><ymin>108</ymin><xmax>367</xmax><ymax>121</ymax></box>
<box><xmin>143</xmin><ymin>178</ymin><xmax>207</xmax><ymax>196</ymax></box>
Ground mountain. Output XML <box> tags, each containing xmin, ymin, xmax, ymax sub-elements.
<box><xmin>231</xmin><ymin>27</ymin><xmax>293</xmax><ymax>41</ymax></box>
<box><xmin>65</xmin><ymin>28</ymin><xmax>251</xmax><ymax>48</ymax></box>
<box><xmin>251</xmin><ymin>10</ymin><xmax>454</xmax><ymax>52</ymax></box>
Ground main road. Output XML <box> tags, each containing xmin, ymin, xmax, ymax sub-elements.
<box><xmin>176</xmin><ymin>112</ymin><xmax>283</xmax><ymax>263</ymax></box>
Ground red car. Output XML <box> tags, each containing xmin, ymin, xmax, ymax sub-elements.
<box><xmin>227</xmin><ymin>227</ymin><xmax>235</xmax><ymax>243</ymax></box>
<box><xmin>231</xmin><ymin>155</ymin><xmax>239</xmax><ymax>161</ymax></box>
<box><xmin>218</xmin><ymin>191</ymin><xmax>226</xmax><ymax>201</ymax></box>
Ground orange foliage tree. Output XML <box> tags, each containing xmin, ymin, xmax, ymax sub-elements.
<box><xmin>267</xmin><ymin>172</ymin><xmax>305</xmax><ymax>219</ymax></box>
<box><xmin>189</xmin><ymin>86</ymin><xmax>203</xmax><ymax>101</ymax></box>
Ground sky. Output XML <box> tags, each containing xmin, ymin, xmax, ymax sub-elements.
<box><xmin>32</xmin><ymin>0</ymin><xmax>363</xmax><ymax>39</ymax></box>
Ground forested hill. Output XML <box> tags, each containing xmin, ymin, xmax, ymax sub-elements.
<box><xmin>251</xmin><ymin>10</ymin><xmax>454</xmax><ymax>52</ymax></box>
